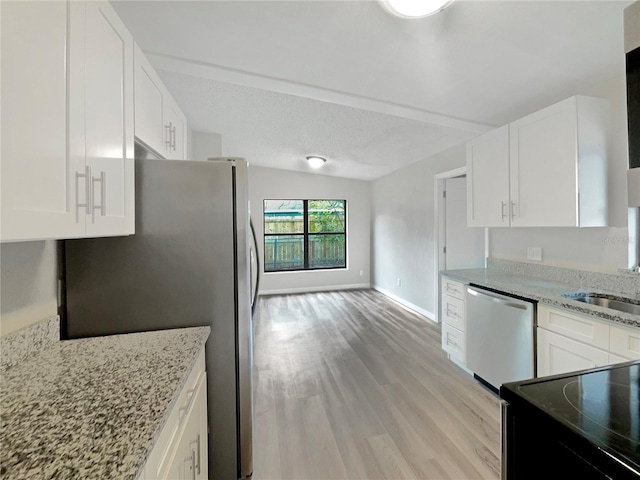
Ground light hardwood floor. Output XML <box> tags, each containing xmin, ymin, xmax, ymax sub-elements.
<box><xmin>253</xmin><ymin>289</ymin><xmax>501</xmax><ymax>480</ymax></box>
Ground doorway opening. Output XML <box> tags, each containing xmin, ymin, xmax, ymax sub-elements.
<box><xmin>434</xmin><ymin>167</ymin><xmax>487</xmax><ymax>323</ymax></box>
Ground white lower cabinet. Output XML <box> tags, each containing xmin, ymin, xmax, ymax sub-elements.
<box><xmin>141</xmin><ymin>348</ymin><xmax>208</xmax><ymax>480</ymax></box>
<box><xmin>441</xmin><ymin>277</ymin><xmax>467</xmax><ymax>365</ymax></box>
<box><xmin>537</xmin><ymin>305</ymin><xmax>640</xmax><ymax>377</ymax></box>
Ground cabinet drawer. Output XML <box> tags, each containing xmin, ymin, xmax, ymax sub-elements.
<box><xmin>143</xmin><ymin>348</ymin><xmax>206</xmax><ymax>479</ymax></box>
<box><xmin>442</xmin><ymin>323</ymin><xmax>465</xmax><ymax>364</ymax></box>
<box><xmin>442</xmin><ymin>278</ymin><xmax>465</xmax><ymax>300</ymax></box>
<box><xmin>537</xmin><ymin>306</ymin><xmax>609</xmax><ymax>351</ymax></box>
<box><xmin>610</xmin><ymin>324</ymin><xmax>640</xmax><ymax>360</ymax></box>
<box><xmin>441</xmin><ymin>294</ymin><xmax>465</xmax><ymax>331</ymax></box>
<box><xmin>609</xmin><ymin>352</ymin><xmax>633</xmax><ymax>365</ymax></box>
<box><xmin>537</xmin><ymin>328</ymin><xmax>609</xmax><ymax>377</ymax></box>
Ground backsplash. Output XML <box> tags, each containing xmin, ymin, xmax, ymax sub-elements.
<box><xmin>1</xmin><ymin>315</ymin><xmax>60</xmax><ymax>371</ymax></box>
<box><xmin>488</xmin><ymin>258</ymin><xmax>640</xmax><ymax>299</ymax></box>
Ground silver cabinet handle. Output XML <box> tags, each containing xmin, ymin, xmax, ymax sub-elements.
<box><xmin>191</xmin><ymin>434</ymin><xmax>201</xmax><ymax>475</ymax></box>
<box><xmin>171</xmin><ymin>125</ymin><xmax>177</xmax><ymax>151</ymax></box>
<box><xmin>510</xmin><ymin>200</ymin><xmax>517</xmax><ymax>220</ymax></box>
<box><xmin>75</xmin><ymin>166</ymin><xmax>92</xmax><ymax>221</ymax></box>
<box><xmin>91</xmin><ymin>171</ymin><xmax>106</xmax><ymax>223</ymax></box>
<box><xmin>501</xmin><ymin>201</ymin><xmax>507</xmax><ymax>220</ymax></box>
<box><xmin>178</xmin><ymin>388</ymin><xmax>196</xmax><ymax>423</ymax></box>
<box><xmin>165</xmin><ymin>122</ymin><xmax>173</xmax><ymax>150</ymax></box>
<box><xmin>446</xmin><ymin>338</ymin><xmax>459</xmax><ymax>348</ymax></box>
<box><xmin>184</xmin><ymin>451</ymin><xmax>196</xmax><ymax>480</ymax></box>
<box><xmin>445</xmin><ymin>308</ymin><xmax>461</xmax><ymax>319</ymax></box>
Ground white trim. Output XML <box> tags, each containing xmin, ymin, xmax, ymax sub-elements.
<box><xmin>259</xmin><ymin>283</ymin><xmax>370</xmax><ymax>296</ymax></box>
<box><xmin>450</xmin><ymin>357</ymin><xmax>474</xmax><ymax>377</ymax></box>
<box><xmin>432</xmin><ymin>166</ymin><xmax>489</xmax><ymax>325</ymax></box>
<box><xmin>146</xmin><ymin>52</ymin><xmax>494</xmax><ymax>134</ymax></box>
<box><xmin>433</xmin><ymin>167</ymin><xmax>466</xmax><ymax>324</ymax></box>
<box><xmin>372</xmin><ymin>285</ymin><xmax>436</xmax><ymax>322</ymax></box>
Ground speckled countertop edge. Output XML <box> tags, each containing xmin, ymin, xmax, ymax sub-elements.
<box><xmin>0</xmin><ymin>326</ymin><xmax>210</xmax><ymax>480</ymax></box>
<box><xmin>441</xmin><ymin>268</ymin><xmax>640</xmax><ymax>328</ymax></box>
<box><xmin>0</xmin><ymin>315</ymin><xmax>60</xmax><ymax>371</ymax></box>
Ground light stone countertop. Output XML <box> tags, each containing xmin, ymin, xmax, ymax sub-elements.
<box><xmin>441</xmin><ymin>268</ymin><xmax>640</xmax><ymax>328</ymax></box>
<box><xmin>0</xmin><ymin>326</ymin><xmax>210</xmax><ymax>480</ymax></box>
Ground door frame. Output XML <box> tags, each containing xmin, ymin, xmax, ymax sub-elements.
<box><xmin>434</xmin><ymin>167</ymin><xmax>489</xmax><ymax>323</ymax></box>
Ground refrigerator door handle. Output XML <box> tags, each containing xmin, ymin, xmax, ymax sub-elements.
<box><xmin>250</xmin><ymin>218</ymin><xmax>260</xmax><ymax>316</ymax></box>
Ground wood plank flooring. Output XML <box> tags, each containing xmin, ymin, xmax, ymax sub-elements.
<box><xmin>252</xmin><ymin>289</ymin><xmax>500</xmax><ymax>480</ymax></box>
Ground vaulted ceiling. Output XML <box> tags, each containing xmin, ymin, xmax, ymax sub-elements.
<box><xmin>112</xmin><ymin>0</ymin><xmax>631</xmax><ymax>180</ymax></box>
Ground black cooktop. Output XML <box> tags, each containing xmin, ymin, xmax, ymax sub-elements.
<box><xmin>504</xmin><ymin>361</ymin><xmax>640</xmax><ymax>475</ymax></box>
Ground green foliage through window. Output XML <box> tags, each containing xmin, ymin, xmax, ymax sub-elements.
<box><xmin>264</xmin><ymin>199</ymin><xmax>346</xmax><ymax>272</ymax></box>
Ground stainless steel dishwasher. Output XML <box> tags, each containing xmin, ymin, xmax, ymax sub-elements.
<box><xmin>466</xmin><ymin>286</ymin><xmax>536</xmax><ymax>392</ymax></box>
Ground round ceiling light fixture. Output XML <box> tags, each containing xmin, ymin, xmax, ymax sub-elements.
<box><xmin>306</xmin><ymin>155</ymin><xmax>327</xmax><ymax>169</ymax></box>
<box><xmin>380</xmin><ymin>0</ymin><xmax>453</xmax><ymax>18</ymax></box>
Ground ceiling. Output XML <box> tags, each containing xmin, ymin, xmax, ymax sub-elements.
<box><xmin>112</xmin><ymin>0</ymin><xmax>631</xmax><ymax>180</ymax></box>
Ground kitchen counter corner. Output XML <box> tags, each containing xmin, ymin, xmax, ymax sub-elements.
<box><xmin>0</xmin><ymin>326</ymin><xmax>210</xmax><ymax>480</ymax></box>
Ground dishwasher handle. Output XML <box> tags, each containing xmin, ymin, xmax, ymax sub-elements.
<box><xmin>467</xmin><ymin>287</ymin><xmax>529</xmax><ymax>311</ymax></box>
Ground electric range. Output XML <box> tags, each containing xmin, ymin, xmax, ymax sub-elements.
<box><xmin>500</xmin><ymin>360</ymin><xmax>640</xmax><ymax>479</ymax></box>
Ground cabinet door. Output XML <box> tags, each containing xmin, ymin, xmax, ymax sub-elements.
<box><xmin>610</xmin><ymin>324</ymin><xmax>640</xmax><ymax>360</ymax></box>
<box><xmin>466</xmin><ymin>125</ymin><xmax>510</xmax><ymax>227</ymax></box>
<box><xmin>537</xmin><ymin>328</ymin><xmax>609</xmax><ymax>377</ymax></box>
<box><xmin>83</xmin><ymin>1</ymin><xmax>134</xmax><ymax>237</ymax></box>
<box><xmin>1</xmin><ymin>1</ymin><xmax>86</xmax><ymax>241</ymax></box>
<box><xmin>165</xmin><ymin>372</ymin><xmax>208</xmax><ymax>480</ymax></box>
<box><xmin>134</xmin><ymin>42</ymin><xmax>166</xmax><ymax>156</ymax></box>
<box><xmin>509</xmin><ymin>98</ymin><xmax>578</xmax><ymax>227</ymax></box>
<box><xmin>164</xmin><ymin>97</ymin><xmax>188</xmax><ymax>160</ymax></box>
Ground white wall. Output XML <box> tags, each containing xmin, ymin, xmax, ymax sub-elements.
<box><xmin>249</xmin><ymin>166</ymin><xmax>371</xmax><ymax>294</ymax></box>
<box><xmin>0</xmin><ymin>240</ymin><xmax>58</xmax><ymax>336</ymax></box>
<box><xmin>191</xmin><ymin>130</ymin><xmax>223</xmax><ymax>161</ymax></box>
<box><xmin>489</xmin><ymin>75</ymin><xmax>630</xmax><ymax>273</ymax></box>
<box><xmin>371</xmin><ymin>144</ymin><xmax>466</xmax><ymax>318</ymax></box>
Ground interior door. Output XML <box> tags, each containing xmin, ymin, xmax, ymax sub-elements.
<box><xmin>444</xmin><ymin>177</ymin><xmax>485</xmax><ymax>270</ymax></box>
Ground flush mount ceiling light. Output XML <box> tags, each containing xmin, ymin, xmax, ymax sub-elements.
<box><xmin>306</xmin><ymin>156</ymin><xmax>327</xmax><ymax>169</ymax></box>
<box><xmin>380</xmin><ymin>0</ymin><xmax>453</xmax><ymax>18</ymax></box>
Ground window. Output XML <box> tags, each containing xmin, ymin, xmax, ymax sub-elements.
<box><xmin>263</xmin><ymin>199</ymin><xmax>346</xmax><ymax>272</ymax></box>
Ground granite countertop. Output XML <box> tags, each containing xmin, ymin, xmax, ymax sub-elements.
<box><xmin>441</xmin><ymin>268</ymin><xmax>640</xmax><ymax>328</ymax></box>
<box><xmin>0</xmin><ymin>326</ymin><xmax>210</xmax><ymax>480</ymax></box>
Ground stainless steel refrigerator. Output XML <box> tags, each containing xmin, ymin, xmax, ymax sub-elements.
<box><xmin>61</xmin><ymin>156</ymin><xmax>259</xmax><ymax>480</ymax></box>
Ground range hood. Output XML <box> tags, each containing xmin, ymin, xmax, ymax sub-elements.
<box><xmin>626</xmin><ymin>1</ymin><xmax>640</xmax><ymax>207</ymax></box>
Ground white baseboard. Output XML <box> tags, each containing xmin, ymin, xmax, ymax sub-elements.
<box><xmin>259</xmin><ymin>283</ymin><xmax>371</xmax><ymax>296</ymax></box>
<box><xmin>372</xmin><ymin>285</ymin><xmax>436</xmax><ymax>322</ymax></box>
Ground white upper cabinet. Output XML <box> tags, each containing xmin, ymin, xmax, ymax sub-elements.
<box><xmin>509</xmin><ymin>96</ymin><xmax>608</xmax><ymax>227</ymax></box>
<box><xmin>467</xmin><ymin>95</ymin><xmax>609</xmax><ymax>228</ymax></box>
<box><xmin>134</xmin><ymin>43</ymin><xmax>188</xmax><ymax>160</ymax></box>
<box><xmin>82</xmin><ymin>1</ymin><xmax>135</xmax><ymax>237</ymax></box>
<box><xmin>1</xmin><ymin>1</ymin><xmax>85</xmax><ymax>241</ymax></box>
<box><xmin>1</xmin><ymin>0</ymin><xmax>135</xmax><ymax>242</ymax></box>
<box><xmin>467</xmin><ymin>125</ymin><xmax>510</xmax><ymax>227</ymax></box>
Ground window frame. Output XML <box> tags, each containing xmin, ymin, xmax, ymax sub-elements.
<box><xmin>263</xmin><ymin>199</ymin><xmax>347</xmax><ymax>273</ymax></box>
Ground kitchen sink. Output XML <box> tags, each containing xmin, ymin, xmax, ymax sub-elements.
<box><xmin>566</xmin><ymin>293</ymin><xmax>640</xmax><ymax>316</ymax></box>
